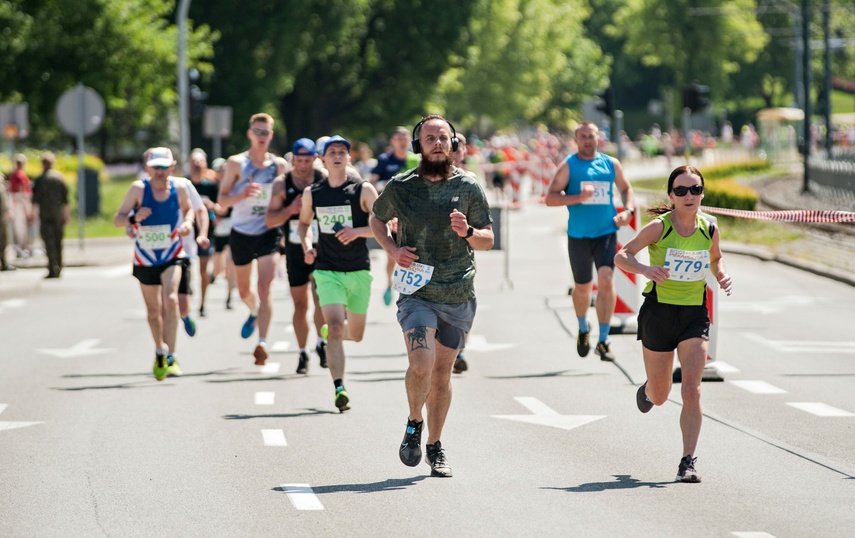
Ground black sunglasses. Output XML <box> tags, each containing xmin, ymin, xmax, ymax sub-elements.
<box><xmin>251</xmin><ymin>127</ymin><xmax>271</xmax><ymax>136</ymax></box>
<box><xmin>671</xmin><ymin>185</ymin><xmax>704</xmax><ymax>197</ymax></box>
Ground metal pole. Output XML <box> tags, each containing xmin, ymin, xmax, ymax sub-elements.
<box><xmin>76</xmin><ymin>83</ymin><xmax>86</xmax><ymax>249</ymax></box>
<box><xmin>178</xmin><ymin>0</ymin><xmax>191</xmax><ymax>174</ymax></box>
<box><xmin>802</xmin><ymin>0</ymin><xmax>811</xmax><ymax>192</ymax></box>
<box><xmin>614</xmin><ymin>110</ymin><xmax>624</xmax><ymax>159</ymax></box>
<box><xmin>823</xmin><ymin>0</ymin><xmax>832</xmax><ymax>153</ymax></box>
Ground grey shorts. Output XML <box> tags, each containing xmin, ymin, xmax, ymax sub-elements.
<box><xmin>396</xmin><ymin>296</ymin><xmax>477</xmax><ymax>350</ymax></box>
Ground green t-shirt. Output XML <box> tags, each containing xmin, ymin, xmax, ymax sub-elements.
<box><xmin>644</xmin><ymin>212</ymin><xmax>714</xmax><ymax>306</ymax></box>
<box><xmin>373</xmin><ymin>168</ymin><xmax>492</xmax><ymax>304</ymax></box>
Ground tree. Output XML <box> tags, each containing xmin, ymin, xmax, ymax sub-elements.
<box><xmin>432</xmin><ymin>0</ymin><xmax>610</xmax><ymax>134</ymax></box>
<box><xmin>194</xmin><ymin>0</ymin><xmax>477</xmax><ymax>149</ymax></box>
<box><xmin>0</xmin><ymin>0</ymin><xmax>215</xmax><ymax>157</ymax></box>
<box><xmin>612</xmin><ymin>0</ymin><xmax>768</xmax><ymax>115</ymax></box>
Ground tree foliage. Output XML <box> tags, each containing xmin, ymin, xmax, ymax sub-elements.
<box><xmin>0</xmin><ymin>0</ymin><xmax>214</xmax><ymax>156</ymax></box>
<box><xmin>431</xmin><ymin>0</ymin><xmax>610</xmax><ymax>133</ymax></box>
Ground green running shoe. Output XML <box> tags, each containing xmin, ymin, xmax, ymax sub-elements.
<box><xmin>320</xmin><ymin>324</ymin><xmax>329</xmax><ymax>340</ymax></box>
<box><xmin>153</xmin><ymin>354</ymin><xmax>168</xmax><ymax>381</ymax></box>
<box><xmin>335</xmin><ymin>387</ymin><xmax>350</xmax><ymax>413</ymax></box>
<box><xmin>166</xmin><ymin>355</ymin><xmax>182</xmax><ymax>377</ymax></box>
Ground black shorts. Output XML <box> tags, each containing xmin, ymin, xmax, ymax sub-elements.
<box><xmin>198</xmin><ymin>242</ymin><xmax>215</xmax><ymax>258</ymax></box>
<box><xmin>637</xmin><ymin>296</ymin><xmax>710</xmax><ymax>352</ymax></box>
<box><xmin>283</xmin><ymin>242</ymin><xmax>315</xmax><ymax>287</ymax></box>
<box><xmin>132</xmin><ymin>258</ymin><xmax>184</xmax><ymax>287</ymax></box>
<box><xmin>213</xmin><ymin>235</ymin><xmax>230</xmax><ymax>253</ymax></box>
<box><xmin>178</xmin><ymin>259</ymin><xmax>192</xmax><ymax>295</ymax></box>
<box><xmin>567</xmin><ymin>233</ymin><xmax>617</xmax><ymax>284</ymax></box>
<box><xmin>229</xmin><ymin>228</ymin><xmax>282</xmax><ymax>266</ymax></box>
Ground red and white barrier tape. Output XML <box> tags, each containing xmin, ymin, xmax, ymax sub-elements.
<box><xmin>700</xmin><ymin>206</ymin><xmax>855</xmax><ymax>223</ymax></box>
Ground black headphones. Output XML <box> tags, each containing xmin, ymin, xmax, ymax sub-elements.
<box><xmin>411</xmin><ymin>115</ymin><xmax>459</xmax><ymax>154</ymax></box>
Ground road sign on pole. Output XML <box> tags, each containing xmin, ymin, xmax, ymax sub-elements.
<box><xmin>56</xmin><ymin>84</ymin><xmax>106</xmax><ymax>249</ymax></box>
<box><xmin>203</xmin><ymin>106</ymin><xmax>232</xmax><ymax>159</ymax></box>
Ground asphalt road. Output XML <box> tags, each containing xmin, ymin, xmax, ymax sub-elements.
<box><xmin>2</xmin><ymin>203</ymin><xmax>854</xmax><ymax>537</ymax></box>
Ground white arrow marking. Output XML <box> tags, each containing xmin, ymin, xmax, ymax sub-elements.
<box><xmin>741</xmin><ymin>333</ymin><xmax>855</xmax><ymax>354</ymax></box>
<box><xmin>36</xmin><ymin>339</ymin><xmax>116</xmax><ymax>359</ymax></box>
<box><xmin>282</xmin><ymin>484</ymin><xmax>324</xmax><ymax>510</ymax></box>
<box><xmin>0</xmin><ymin>404</ymin><xmax>42</xmax><ymax>432</ymax></box>
<box><xmin>492</xmin><ymin>397</ymin><xmax>605</xmax><ymax>431</ymax></box>
<box><xmin>786</xmin><ymin>402</ymin><xmax>855</xmax><ymax>417</ymax></box>
<box><xmin>465</xmin><ymin>334</ymin><xmax>516</xmax><ymax>353</ymax></box>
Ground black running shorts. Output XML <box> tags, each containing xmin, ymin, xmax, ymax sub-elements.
<box><xmin>132</xmin><ymin>258</ymin><xmax>183</xmax><ymax>287</ymax></box>
<box><xmin>229</xmin><ymin>228</ymin><xmax>282</xmax><ymax>267</ymax></box>
<box><xmin>567</xmin><ymin>233</ymin><xmax>617</xmax><ymax>285</ymax></box>
<box><xmin>637</xmin><ymin>297</ymin><xmax>709</xmax><ymax>352</ymax></box>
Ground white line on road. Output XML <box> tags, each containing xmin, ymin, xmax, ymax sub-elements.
<box><xmin>255</xmin><ymin>392</ymin><xmax>275</xmax><ymax>405</ymax></box>
<box><xmin>260</xmin><ymin>362</ymin><xmax>281</xmax><ymax>374</ymax></box>
<box><xmin>262</xmin><ymin>429</ymin><xmax>287</xmax><ymax>447</ymax></box>
<box><xmin>730</xmin><ymin>380</ymin><xmax>787</xmax><ymax>394</ymax></box>
<box><xmin>271</xmin><ymin>341</ymin><xmax>290</xmax><ymax>353</ymax></box>
<box><xmin>282</xmin><ymin>484</ymin><xmax>324</xmax><ymax>510</ymax></box>
<box><xmin>741</xmin><ymin>333</ymin><xmax>855</xmax><ymax>354</ymax></box>
<box><xmin>99</xmin><ymin>265</ymin><xmax>131</xmax><ymax>279</ymax></box>
<box><xmin>711</xmin><ymin>361</ymin><xmax>740</xmax><ymax>373</ymax></box>
<box><xmin>0</xmin><ymin>299</ymin><xmax>26</xmax><ymax>315</ymax></box>
<box><xmin>0</xmin><ymin>404</ymin><xmax>6</xmax><ymax>415</ymax></box>
<box><xmin>785</xmin><ymin>402</ymin><xmax>855</xmax><ymax>417</ymax></box>
<box><xmin>732</xmin><ymin>532</ymin><xmax>778</xmax><ymax>538</ymax></box>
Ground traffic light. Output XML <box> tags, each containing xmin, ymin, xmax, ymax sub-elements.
<box><xmin>683</xmin><ymin>83</ymin><xmax>710</xmax><ymax>112</ymax></box>
<box><xmin>595</xmin><ymin>87</ymin><xmax>615</xmax><ymax>118</ymax></box>
<box><xmin>190</xmin><ymin>84</ymin><xmax>208</xmax><ymax>120</ymax></box>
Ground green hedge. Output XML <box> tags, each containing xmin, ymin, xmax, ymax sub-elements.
<box><xmin>701</xmin><ymin>159</ymin><xmax>770</xmax><ymax>180</ymax></box>
<box><xmin>703</xmin><ymin>179</ymin><xmax>758</xmax><ymax>211</ymax></box>
<box><xmin>0</xmin><ymin>151</ymin><xmax>106</xmax><ymax>184</ymax></box>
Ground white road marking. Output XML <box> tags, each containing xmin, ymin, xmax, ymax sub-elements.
<box><xmin>786</xmin><ymin>402</ymin><xmax>855</xmax><ymax>417</ymax></box>
<box><xmin>255</xmin><ymin>392</ymin><xmax>275</xmax><ymax>405</ymax></box>
<box><xmin>0</xmin><ymin>299</ymin><xmax>26</xmax><ymax>315</ymax></box>
<box><xmin>99</xmin><ymin>265</ymin><xmax>131</xmax><ymax>279</ymax></box>
<box><xmin>721</xmin><ymin>295</ymin><xmax>828</xmax><ymax>315</ymax></box>
<box><xmin>732</xmin><ymin>532</ymin><xmax>779</xmax><ymax>538</ymax></box>
<box><xmin>282</xmin><ymin>484</ymin><xmax>324</xmax><ymax>511</ymax></box>
<box><xmin>741</xmin><ymin>333</ymin><xmax>855</xmax><ymax>354</ymax></box>
<box><xmin>0</xmin><ymin>404</ymin><xmax>42</xmax><ymax>432</ymax></box>
<box><xmin>710</xmin><ymin>361</ymin><xmax>740</xmax><ymax>373</ymax></box>
<box><xmin>262</xmin><ymin>429</ymin><xmax>287</xmax><ymax>447</ymax></box>
<box><xmin>36</xmin><ymin>338</ymin><xmax>116</xmax><ymax>359</ymax></box>
<box><xmin>492</xmin><ymin>397</ymin><xmax>605</xmax><ymax>431</ymax></box>
<box><xmin>260</xmin><ymin>362</ymin><xmax>281</xmax><ymax>374</ymax></box>
<box><xmin>465</xmin><ymin>334</ymin><xmax>516</xmax><ymax>353</ymax></box>
<box><xmin>730</xmin><ymin>380</ymin><xmax>787</xmax><ymax>394</ymax></box>
<box><xmin>271</xmin><ymin>341</ymin><xmax>290</xmax><ymax>353</ymax></box>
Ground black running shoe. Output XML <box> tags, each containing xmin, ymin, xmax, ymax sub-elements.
<box><xmin>676</xmin><ymin>455</ymin><xmax>701</xmax><ymax>483</ymax></box>
<box><xmin>426</xmin><ymin>441</ymin><xmax>452</xmax><ymax>477</ymax></box>
<box><xmin>453</xmin><ymin>351</ymin><xmax>468</xmax><ymax>374</ymax></box>
<box><xmin>577</xmin><ymin>330</ymin><xmax>590</xmax><ymax>357</ymax></box>
<box><xmin>316</xmin><ymin>341</ymin><xmax>328</xmax><ymax>368</ymax></box>
<box><xmin>596</xmin><ymin>340</ymin><xmax>615</xmax><ymax>362</ymax></box>
<box><xmin>296</xmin><ymin>351</ymin><xmax>309</xmax><ymax>374</ymax></box>
<box><xmin>399</xmin><ymin>419</ymin><xmax>423</xmax><ymax>467</ymax></box>
<box><xmin>636</xmin><ymin>382</ymin><xmax>653</xmax><ymax>413</ymax></box>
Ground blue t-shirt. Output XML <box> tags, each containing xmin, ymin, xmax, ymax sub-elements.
<box><xmin>565</xmin><ymin>152</ymin><xmax>618</xmax><ymax>239</ymax></box>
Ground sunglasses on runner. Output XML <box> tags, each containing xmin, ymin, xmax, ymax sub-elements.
<box><xmin>151</xmin><ymin>165</ymin><xmax>170</xmax><ymax>171</ymax></box>
<box><xmin>671</xmin><ymin>185</ymin><xmax>704</xmax><ymax>197</ymax></box>
<box><xmin>251</xmin><ymin>127</ymin><xmax>271</xmax><ymax>137</ymax></box>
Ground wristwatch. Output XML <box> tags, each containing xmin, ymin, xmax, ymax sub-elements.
<box><xmin>465</xmin><ymin>225</ymin><xmax>474</xmax><ymax>238</ymax></box>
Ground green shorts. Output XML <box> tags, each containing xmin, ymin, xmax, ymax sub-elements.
<box><xmin>313</xmin><ymin>269</ymin><xmax>373</xmax><ymax>315</ymax></box>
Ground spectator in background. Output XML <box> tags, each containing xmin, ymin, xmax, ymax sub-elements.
<box><xmin>353</xmin><ymin>142</ymin><xmax>378</xmax><ymax>181</ymax></box>
<box><xmin>8</xmin><ymin>153</ymin><xmax>33</xmax><ymax>257</ymax></box>
<box><xmin>31</xmin><ymin>152</ymin><xmax>70</xmax><ymax>278</ymax></box>
<box><xmin>0</xmin><ymin>171</ymin><xmax>14</xmax><ymax>271</ymax></box>
<box><xmin>209</xmin><ymin>157</ymin><xmax>237</xmax><ymax>310</ymax></box>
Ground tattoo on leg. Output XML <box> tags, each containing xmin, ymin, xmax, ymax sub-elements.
<box><xmin>407</xmin><ymin>326</ymin><xmax>430</xmax><ymax>352</ymax></box>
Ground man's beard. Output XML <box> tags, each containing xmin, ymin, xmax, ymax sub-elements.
<box><xmin>418</xmin><ymin>152</ymin><xmax>453</xmax><ymax>178</ymax></box>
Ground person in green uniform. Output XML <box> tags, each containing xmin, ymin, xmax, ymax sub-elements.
<box><xmin>615</xmin><ymin>165</ymin><xmax>733</xmax><ymax>483</ymax></box>
<box><xmin>371</xmin><ymin>115</ymin><xmax>493</xmax><ymax>478</ymax></box>
<box><xmin>31</xmin><ymin>152</ymin><xmax>70</xmax><ymax>278</ymax></box>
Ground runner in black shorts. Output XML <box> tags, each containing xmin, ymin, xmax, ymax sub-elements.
<box><xmin>266</xmin><ymin>137</ymin><xmax>328</xmax><ymax>374</ymax></box>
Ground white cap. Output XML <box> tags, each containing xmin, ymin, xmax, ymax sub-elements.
<box><xmin>145</xmin><ymin>147</ymin><xmax>175</xmax><ymax>167</ymax></box>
